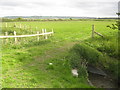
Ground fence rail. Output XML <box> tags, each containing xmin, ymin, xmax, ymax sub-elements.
<box><xmin>0</xmin><ymin>32</ymin><xmax>53</xmax><ymax>38</ymax></box>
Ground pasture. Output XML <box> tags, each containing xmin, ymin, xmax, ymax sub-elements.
<box><xmin>1</xmin><ymin>20</ymin><xmax>118</xmax><ymax>88</ymax></box>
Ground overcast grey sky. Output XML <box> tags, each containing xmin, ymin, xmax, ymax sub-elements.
<box><xmin>0</xmin><ymin>0</ymin><xmax>119</xmax><ymax>17</ymax></box>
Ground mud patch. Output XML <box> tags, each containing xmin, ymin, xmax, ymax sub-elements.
<box><xmin>88</xmin><ymin>72</ymin><xmax>118</xmax><ymax>88</ymax></box>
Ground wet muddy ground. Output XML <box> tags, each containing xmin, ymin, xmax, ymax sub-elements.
<box><xmin>88</xmin><ymin>73</ymin><xmax>118</xmax><ymax>88</ymax></box>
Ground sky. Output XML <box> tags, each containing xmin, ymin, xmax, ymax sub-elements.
<box><xmin>0</xmin><ymin>0</ymin><xmax>119</xmax><ymax>17</ymax></box>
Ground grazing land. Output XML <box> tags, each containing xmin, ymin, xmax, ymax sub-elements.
<box><xmin>1</xmin><ymin>20</ymin><xmax>119</xmax><ymax>88</ymax></box>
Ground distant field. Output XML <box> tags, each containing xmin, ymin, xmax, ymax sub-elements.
<box><xmin>1</xmin><ymin>21</ymin><xmax>116</xmax><ymax>41</ymax></box>
<box><xmin>1</xmin><ymin>20</ymin><xmax>118</xmax><ymax>88</ymax></box>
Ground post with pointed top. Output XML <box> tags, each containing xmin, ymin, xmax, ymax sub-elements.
<box><xmin>14</xmin><ymin>31</ymin><xmax>17</xmax><ymax>43</ymax></box>
<box><xmin>92</xmin><ymin>25</ymin><xmax>94</xmax><ymax>38</ymax></box>
<box><xmin>37</xmin><ymin>31</ymin><xmax>40</xmax><ymax>41</ymax></box>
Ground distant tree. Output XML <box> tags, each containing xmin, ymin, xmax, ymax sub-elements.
<box><xmin>15</xmin><ymin>17</ymin><xmax>24</xmax><ymax>21</ymax></box>
<box><xmin>70</xmin><ymin>18</ymin><xmax>72</xmax><ymax>20</ymax></box>
<box><xmin>116</xmin><ymin>13</ymin><xmax>120</xmax><ymax>16</ymax></box>
<box><xmin>18</xmin><ymin>17</ymin><xmax>22</xmax><ymax>20</ymax></box>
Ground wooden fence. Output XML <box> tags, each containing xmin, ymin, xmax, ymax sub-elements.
<box><xmin>4</xmin><ymin>23</ymin><xmax>40</xmax><ymax>30</ymax></box>
<box><xmin>0</xmin><ymin>29</ymin><xmax>54</xmax><ymax>44</ymax></box>
<box><xmin>92</xmin><ymin>25</ymin><xmax>104</xmax><ymax>38</ymax></box>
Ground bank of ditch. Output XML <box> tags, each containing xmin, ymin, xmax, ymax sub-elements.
<box><xmin>67</xmin><ymin>34</ymin><xmax>119</xmax><ymax>88</ymax></box>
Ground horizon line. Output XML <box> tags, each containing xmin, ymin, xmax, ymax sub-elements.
<box><xmin>0</xmin><ymin>16</ymin><xmax>118</xmax><ymax>18</ymax></box>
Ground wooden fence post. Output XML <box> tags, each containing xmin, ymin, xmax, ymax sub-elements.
<box><xmin>44</xmin><ymin>29</ymin><xmax>48</xmax><ymax>39</ymax></box>
<box><xmin>50</xmin><ymin>29</ymin><xmax>53</xmax><ymax>36</ymax></box>
<box><xmin>37</xmin><ymin>31</ymin><xmax>40</xmax><ymax>41</ymax></box>
<box><xmin>92</xmin><ymin>25</ymin><xmax>94</xmax><ymax>38</ymax></box>
<box><xmin>42</xmin><ymin>29</ymin><xmax>44</xmax><ymax>39</ymax></box>
<box><xmin>42</xmin><ymin>29</ymin><xmax>44</xmax><ymax>33</ymax></box>
<box><xmin>52</xmin><ymin>29</ymin><xmax>54</xmax><ymax>35</ymax></box>
<box><xmin>14</xmin><ymin>31</ymin><xmax>17</xmax><ymax>43</ymax></box>
<box><xmin>5</xmin><ymin>32</ymin><xmax>8</xmax><ymax>43</ymax></box>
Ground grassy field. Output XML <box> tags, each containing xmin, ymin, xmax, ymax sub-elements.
<box><xmin>1</xmin><ymin>20</ymin><xmax>118</xmax><ymax>88</ymax></box>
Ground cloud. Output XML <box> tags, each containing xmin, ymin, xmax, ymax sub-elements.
<box><xmin>65</xmin><ymin>1</ymin><xmax>118</xmax><ymax>17</ymax></box>
<box><xmin>0</xmin><ymin>0</ymin><xmax>119</xmax><ymax>17</ymax></box>
<box><xmin>0</xmin><ymin>0</ymin><xmax>25</xmax><ymax>7</ymax></box>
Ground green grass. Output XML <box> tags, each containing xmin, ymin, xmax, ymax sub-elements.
<box><xmin>68</xmin><ymin>30</ymin><xmax>119</xmax><ymax>81</ymax></box>
<box><xmin>1</xmin><ymin>20</ymin><xmax>118</xmax><ymax>88</ymax></box>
